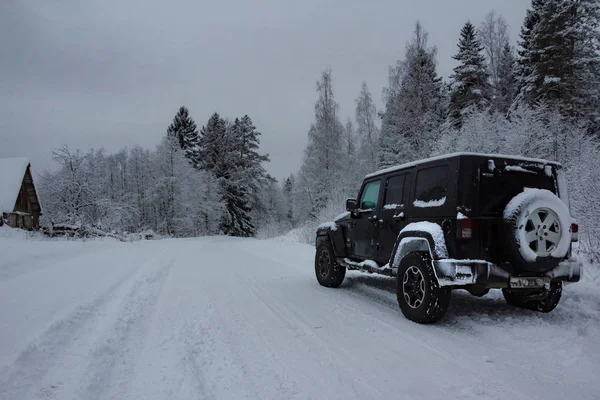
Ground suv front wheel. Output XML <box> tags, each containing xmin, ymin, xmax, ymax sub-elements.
<box><xmin>396</xmin><ymin>253</ymin><xmax>451</xmax><ymax>323</ymax></box>
<box><xmin>315</xmin><ymin>241</ymin><xmax>346</xmax><ymax>288</ymax></box>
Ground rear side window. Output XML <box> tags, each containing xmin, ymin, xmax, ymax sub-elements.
<box><xmin>414</xmin><ymin>166</ymin><xmax>448</xmax><ymax>207</ymax></box>
<box><xmin>384</xmin><ymin>175</ymin><xmax>407</xmax><ymax>209</ymax></box>
<box><xmin>359</xmin><ymin>180</ymin><xmax>381</xmax><ymax>210</ymax></box>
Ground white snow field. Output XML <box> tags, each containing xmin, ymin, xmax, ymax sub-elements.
<box><xmin>1</xmin><ymin>230</ymin><xmax>599</xmax><ymax>400</ymax></box>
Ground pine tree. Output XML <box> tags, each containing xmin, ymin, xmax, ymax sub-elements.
<box><xmin>520</xmin><ymin>1</ymin><xmax>573</xmax><ymax>105</ymax></box>
<box><xmin>448</xmin><ymin>21</ymin><xmax>490</xmax><ymax>127</ymax></box>
<box><xmin>166</xmin><ymin>106</ymin><xmax>200</xmax><ymax>167</ymax></box>
<box><xmin>219</xmin><ymin>118</ymin><xmax>254</xmax><ymax>236</ymax></box>
<box><xmin>573</xmin><ymin>0</ymin><xmax>600</xmax><ymax>131</ymax></box>
<box><xmin>380</xmin><ymin>22</ymin><xmax>444</xmax><ymax>167</ymax></box>
<box><xmin>517</xmin><ymin>0</ymin><xmax>546</xmax><ymax>94</ymax></box>
<box><xmin>496</xmin><ymin>43</ymin><xmax>518</xmax><ymax>113</ymax></box>
<box><xmin>198</xmin><ymin>113</ymin><xmax>228</xmax><ymax>175</ymax></box>
<box><xmin>197</xmin><ymin>113</ymin><xmax>271</xmax><ymax>237</ymax></box>
<box><xmin>518</xmin><ymin>0</ymin><xmax>600</xmax><ymax>130</ymax></box>
<box><xmin>237</xmin><ymin>115</ymin><xmax>271</xmax><ymax>196</ymax></box>
<box><xmin>224</xmin><ymin>115</ymin><xmax>272</xmax><ymax>237</ymax></box>
<box><xmin>283</xmin><ymin>175</ymin><xmax>294</xmax><ymax>224</ymax></box>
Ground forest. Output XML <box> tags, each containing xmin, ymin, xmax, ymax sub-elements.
<box><xmin>39</xmin><ymin>0</ymin><xmax>600</xmax><ymax>272</ymax></box>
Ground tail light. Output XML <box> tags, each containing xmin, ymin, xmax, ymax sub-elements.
<box><xmin>571</xmin><ymin>222</ymin><xmax>579</xmax><ymax>242</ymax></box>
<box><xmin>457</xmin><ymin>219</ymin><xmax>473</xmax><ymax>239</ymax></box>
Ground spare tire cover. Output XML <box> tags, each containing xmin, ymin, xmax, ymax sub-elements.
<box><xmin>503</xmin><ymin>188</ymin><xmax>571</xmax><ymax>273</ymax></box>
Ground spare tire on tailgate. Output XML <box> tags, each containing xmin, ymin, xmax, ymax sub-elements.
<box><xmin>503</xmin><ymin>188</ymin><xmax>571</xmax><ymax>273</ymax></box>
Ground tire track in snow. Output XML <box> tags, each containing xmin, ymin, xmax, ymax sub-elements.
<box><xmin>0</xmin><ymin>243</ymin><xmax>124</xmax><ymax>282</ymax></box>
<box><xmin>0</xmin><ymin>256</ymin><xmax>145</xmax><ymax>400</ymax></box>
<box><xmin>232</xmin><ymin>243</ymin><xmax>530</xmax><ymax>400</ymax></box>
<box><xmin>167</xmin><ymin>254</ymin><xmax>262</xmax><ymax>400</ymax></box>
<box><xmin>166</xmin><ymin>310</ymin><xmax>220</xmax><ymax>400</ymax></box>
<box><xmin>74</xmin><ymin>253</ymin><xmax>174</xmax><ymax>400</ymax></box>
<box><xmin>244</xmin><ymin>281</ymin><xmax>386</xmax><ymax>399</ymax></box>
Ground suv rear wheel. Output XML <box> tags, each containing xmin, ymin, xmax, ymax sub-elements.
<box><xmin>315</xmin><ymin>241</ymin><xmax>346</xmax><ymax>288</ymax></box>
<box><xmin>502</xmin><ymin>282</ymin><xmax>562</xmax><ymax>313</ymax></box>
<box><xmin>396</xmin><ymin>253</ymin><xmax>451</xmax><ymax>323</ymax></box>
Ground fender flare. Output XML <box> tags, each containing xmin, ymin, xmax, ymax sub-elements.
<box><xmin>316</xmin><ymin>225</ymin><xmax>347</xmax><ymax>258</ymax></box>
<box><xmin>389</xmin><ymin>227</ymin><xmax>448</xmax><ymax>269</ymax></box>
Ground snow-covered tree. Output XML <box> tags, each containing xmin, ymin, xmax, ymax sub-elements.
<box><xmin>167</xmin><ymin>106</ymin><xmax>200</xmax><ymax>167</ymax></box>
<box><xmin>341</xmin><ymin>118</ymin><xmax>365</xmax><ymax>195</ymax></box>
<box><xmin>518</xmin><ymin>0</ymin><xmax>600</xmax><ymax>130</ymax></box>
<box><xmin>380</xmin><ymin>22</ymin><xmax>445</xmax><ymax>167</ymax></box>
<box><xmin>448</xmin><ymin>21</ymin><xmax>490</xmax><ymax>127</ymax></box>
<box><xmin>236</xmin><ymin>115</ymin><xmax>272</xmax><ymax>206</ymax></box>
<box><xmin>198</xmin><ymin>113</ymin><xmax>228</xmax><ymax>174</ymax></box>
<box><xmin>354</xmin><ymin>82</ymin><xmax>379</xmax><ymax>172</ymax></box>
<box><xmin>478</xmin><ymin>12</ymin><xmax>510</xmax><ymax>91</ymax></box>
<box><xmin>517</xmin><ymin>0</ymin><xmax>545</xmax><ymax>98</ymax></box>
<box><xmin>495</xmin><ymin>44</ymin><xmax>518</xmax><ymax>114</ymax></box>
<box><xmin>253</xmin><ymin>179</ymin><xmax>291</xmax><ymax>239</ymax></box>
<box><xmin>151</xmin><ymin>135</ymin><xmax>224</xmax><ymax>236</ymax></box>
<box><xmin>295</xmin><ymin>68</ymin><xmax>345</xmax><ymax>221</ymax></box>
<box><xmin>283</xmin><ymin>175</ymin><xmax>294</xmax><ymax>224</ymax></box>
<box><xmin>197</xmin><ymin>113</ymin><xmax>271</xmax><ymax>237</ymax></box>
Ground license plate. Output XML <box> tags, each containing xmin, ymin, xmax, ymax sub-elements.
<box><xmin>509</xmin><ymin>277</ymin><xmax>550</xmax><ymax>289</ymax></box>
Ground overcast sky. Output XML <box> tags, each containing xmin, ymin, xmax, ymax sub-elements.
<box><xmin>1</xmin><ymin>0</ymin><xmax>529</xmax><ymax>181</ymax></box>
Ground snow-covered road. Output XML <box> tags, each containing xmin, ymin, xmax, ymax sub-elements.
<box><xmin>1</xmin><ymin>234</ymin><xmax>599</xmax><ymax>399</ymax></box>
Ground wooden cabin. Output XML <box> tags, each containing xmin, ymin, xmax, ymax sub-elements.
<box><xmin>0</xmin><ymin>158</ymin><xmax>42</xmax><ymax>230</ymax></box>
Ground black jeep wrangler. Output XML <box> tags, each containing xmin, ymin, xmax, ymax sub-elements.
<box><xmin>315</xmin><ymin>153</ymin><xmax>582</xmax><ymax>323</ymax></box>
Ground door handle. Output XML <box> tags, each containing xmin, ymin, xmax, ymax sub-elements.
<box><xmin>393</xmin><ymin>212</ymin><xmax>406</xmax><ymax>221</ymax></box>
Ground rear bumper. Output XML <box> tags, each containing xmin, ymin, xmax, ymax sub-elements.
<box><xmin>433</xmin><ymin>257</ymin><xmax>582</xmax><ymax>288</ymax></box>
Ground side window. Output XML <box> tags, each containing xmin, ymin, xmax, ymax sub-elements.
<box><xmin>359</xmin><ymin>180</ymin><xmax>381</xmax><ymax>210</ymax></box>
<box><xmin>414</xmin><ymin>166</ymin><xmax>448</xmax><ymax>207</ymax></box>
<box><xmin>384</xmin><ymin>174</ymin><xmax>406</xmax><ymax>209</ymax></box>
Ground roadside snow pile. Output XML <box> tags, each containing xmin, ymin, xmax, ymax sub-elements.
<box><xmin>0</xmin><ymin>225</ymin><xmax>28</xmax><ymax>240</ymax></box>
<box><xmin>271</xmin><ymin>225</ymin><xmax>316</xmax><ymax>244</ymax></box>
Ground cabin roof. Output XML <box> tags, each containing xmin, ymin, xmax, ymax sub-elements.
<box><xmin>0</xmin><ymin>157</ymin><xmax>39</xmax><ymax>214</ymax></box>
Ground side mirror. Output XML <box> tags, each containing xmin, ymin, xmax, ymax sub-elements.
<box><xmin>346</xmin><ymin>198</ymin><xmax>357</xmax><ymax>212</ymax></box>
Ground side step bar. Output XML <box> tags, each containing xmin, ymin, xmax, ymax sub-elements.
<box><xmin>338</xmin><ymin>258</ymin><xmax>396</xmax><ymax>277</ymax></box>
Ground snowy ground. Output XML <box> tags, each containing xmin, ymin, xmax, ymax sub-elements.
<box><xmin>1</xmin><ymin>229</ymin><xmax>599</xmax><ymax>400</ymax></box>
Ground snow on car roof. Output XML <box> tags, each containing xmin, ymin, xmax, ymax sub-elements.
<box><xmin>365</xmin><ymin>152</ymin><xmax>561</xmax><ymax>179</ymax></box>
<box><xmin>0</xmin><ymin>157</ymin><xmax>31</xmax><ymax>214</ymax></box>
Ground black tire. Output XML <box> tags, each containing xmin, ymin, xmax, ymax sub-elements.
<box><xmin>504</xmin><ymin>189</ymin><xmax>571</xmax><ymax>273</ymax></box>
<box><xmin>502</xmin><ymin>282</ymin><xmax>562</xmax><ymax>313</ymax></box>
<box><xmin>396</xmin><ymin>253</ymin><xmax>451</xmax><ymax>324</ymax></box>
<box><xmin>315</xmin><ymin>241</ymin><xmax>345</xmax><ymax>288</ymax></box>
